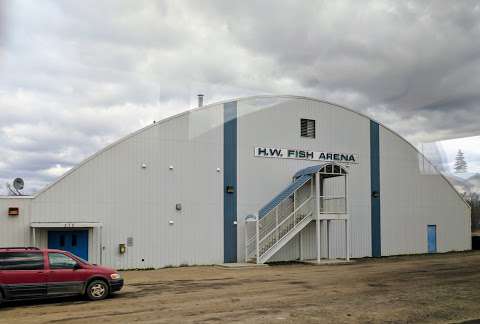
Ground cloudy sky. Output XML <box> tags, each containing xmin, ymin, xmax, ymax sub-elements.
<box><xmin>433</xmin><ymin>135</ymin><xmax>480</xmax><ymax>175</ymax></box>
<box><xmin>1</xmin><ymin>0</ymin><xmax>480</xmax><ymax>194</ymax></box>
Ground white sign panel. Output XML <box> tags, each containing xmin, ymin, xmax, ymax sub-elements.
<box><xmin>254</xmin><ymin>147</ymin><xmax>358</xmax><ymax>163</ymax></box>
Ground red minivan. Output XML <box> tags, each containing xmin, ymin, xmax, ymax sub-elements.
<box><xmin>0</xmin><ymin>247</ymin><xmax>123</xmax><ymax>304</ymax></box>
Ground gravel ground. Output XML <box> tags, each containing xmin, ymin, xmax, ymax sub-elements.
<box><xmin>1</xmin><ymin>251</ymin><xmax>480</xmax><ymax>323</ymax></box>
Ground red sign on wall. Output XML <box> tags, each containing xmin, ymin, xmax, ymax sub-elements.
<box><xmin>8</xmin><ymin>207</ymin><xmax>19</xmax><ymax>216</ymax></box>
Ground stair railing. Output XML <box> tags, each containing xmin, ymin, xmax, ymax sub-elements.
<box><xmin>244</xmin><ymin>178</ymin><xmax>315</xmax><ymax>263</ymax></box>
<box><xmin>257</xmin><ymin>189</ymin><xmax>314</xmax><ymax>262</ymax></box>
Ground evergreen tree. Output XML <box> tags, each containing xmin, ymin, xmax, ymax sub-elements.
<box><xmin>454</xmin><ymin>149</ymin><xmax>468</xmax><ymax>173</ymax></box>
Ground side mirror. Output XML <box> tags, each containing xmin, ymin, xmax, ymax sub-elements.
<box><xmin>73</xmin><ymin>263</ymin><xmax>82</xmax><ymax>270</ymax></box>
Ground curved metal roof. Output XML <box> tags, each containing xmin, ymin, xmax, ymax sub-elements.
<box><xmin>30</xmin><ymin>95</ymin><xmax>468</xmax><ymax>207</ymax></box>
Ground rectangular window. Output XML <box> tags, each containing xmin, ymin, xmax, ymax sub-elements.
<box><xmin>300</xmin><ymin>119</ymin><xmax>315</xmax><ymax>138</ymax></box>
<box><xmin>48</xmin><ymin>253</ymin><xmax>78</xmax><ymax>269</ymax></box>
<box><xmin>0</xmin><ymin>252</ymin><xmax>44</xmax><ymax>270</ymax></box>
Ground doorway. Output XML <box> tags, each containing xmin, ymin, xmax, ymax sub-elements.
<box><xmin>48</xmin><ymin>230</ymin><xmax>89</xmax><ymax>260</ymax></box>
<box><xmin>427</xmin><ymin>225</ymin><xmax>437</xmax><ymax>253</ymax></box>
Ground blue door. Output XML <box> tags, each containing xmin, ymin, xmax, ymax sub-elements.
<box><xmin>427</xmin><ymin>225</ymin><xmax>437</xmax><ymax>253</ymax></box>
<box><xmin>48</xmin><ymin>230</ymin><xmax>89</xmax><ymax>260</ymax></box>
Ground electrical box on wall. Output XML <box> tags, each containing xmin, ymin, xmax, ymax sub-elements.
<box><xmin>8</xmin><ymin>207</ymin><xmax>19</xmax><ymax>216</ymax></box>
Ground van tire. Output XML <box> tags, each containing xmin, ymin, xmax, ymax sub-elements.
<box><xmin>85</xmin><ymin>280</ymin><xmax>109</xmax><ymax>301</ymax></box>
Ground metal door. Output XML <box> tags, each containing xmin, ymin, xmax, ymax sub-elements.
<box><xmin>427</xmin><ymin>225</ymin><xmax>437</xmax><ymax>253</ymax></box>
<box><xmin>48</xmin><ymin>230</ymin><xmax>89</xmax><ymax>261</ymax></box>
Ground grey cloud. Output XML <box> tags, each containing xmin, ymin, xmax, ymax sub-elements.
<box><xmin>1</xmin><ymin>0</ymin><xmax>480</xmax><ymax>194</ymax></box>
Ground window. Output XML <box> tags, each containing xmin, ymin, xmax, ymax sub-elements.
<box><xmin>59</xmin><ymin>235</ymin><xmax>65</xmax><ymax>247</ymax></box>
<box><xmin>0</xmin><ymin>252</ymin><xmax>44</xmax><ymax>270</ymax></box>
<box><xmin>300</xmin><ymin>119</ymin><xmax>315</xmax><ymax>138</ymax></box>
<box><xmin>48</xmin><ymin>253</ymin><xmax>78</xmax><ymax>269</ymax></box>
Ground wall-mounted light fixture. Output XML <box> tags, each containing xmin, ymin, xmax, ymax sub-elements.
<box><xmin>169</xmin><ymin>165</ymin><xmax>174</xmax><ymax>170</ymax></box>
<box><xmin>226</xmin><ymin>185</ymin><xmax>235</xmax><ymax>193</ymax></box>
<box><xmin>119</xmin><ymin>244</ymin><xmax>126</xmax><ymax>254</ymax></box>
<box><xmin>141</xmin><ymin>163</ymin><xmax>147</xmax><ymax>169</ymax></box>
<box><xmin>175</xmin><ymin>203</ymin><xmax>182</xmax><ymax>211</ymax></box>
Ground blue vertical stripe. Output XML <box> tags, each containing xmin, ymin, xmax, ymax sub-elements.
<box><xmin>370</xmin><ymin>120</ymin><xmax>381</xmax><ymax>257</ymax></box>
<box><xmin>223</xmin><ymin>101</ymin><xmax>237</xmax><ymax>263</ymax></box>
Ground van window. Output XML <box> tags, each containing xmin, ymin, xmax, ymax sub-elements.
<box><xmin>0</xmin><ymin>252</ymin><xmax>44</xmax><ymax>270</ymax></box>
<box><xmin>48</xmin><ymin>253</ymin><xmax>78</xmax><ymax>269</ymax></box>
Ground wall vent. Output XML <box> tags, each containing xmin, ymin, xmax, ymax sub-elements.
<box><xmin>8</xmin><ymin>207</ymin><xmax>19</xmax><ymax>216</ymax></box>
<box><xmin>300</xmin><ymin>119</ymin><xmax>315</xmax><ymax>138</ymax></box>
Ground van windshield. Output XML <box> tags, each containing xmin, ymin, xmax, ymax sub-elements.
<box><xmin>74</xmin><ymin>255</ymin><xmax>90</xmax><ymax>265</ymax></box>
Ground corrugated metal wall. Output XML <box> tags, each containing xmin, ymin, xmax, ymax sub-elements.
<box><xmin>30</xmin><ymin>104</ymin><xmax>225</xmax><ymax>269</ymax></box>
<box><xmin>236</xmin><ymin>97</ymin><xmax>372</xmax><ymax>261</ymax></box>
<box><xmin>0</xmin><ymin>96</ymin><xmax>471</xmax><ymax>268</ymax></box>
<box><xmin>0</xmin><ymin>197</ymin><xmax>33</xmax><ymax>246</ymax></box>
<box><xmin>379</xmin><ymin>126</ymin><xmax>471</xmax><ymax>255</ymax></box>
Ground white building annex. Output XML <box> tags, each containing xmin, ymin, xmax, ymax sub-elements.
<box><xmin>0</xmin><ymin>96</ymin><xmax>471</xmax><ymax>269</ymax></box>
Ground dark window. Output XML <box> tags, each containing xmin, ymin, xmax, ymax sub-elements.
<box><xmin>0</xmin><ymin>252</ymin><xmax>44</xmax><ymax>270</ymax></box>
<box><xmin>72</xmin><ymin>234</ymin><xmax>77</xmax><ymax>247</ymax></box>
<box><xmin>59</xmin><ymin>235</ymin><xmax>65</xmax><ymax>247</ymax></box>
<box><xmin>48</xmin><ymin>253</ymin><xmax>78</xmax><ymax>269</ymax></box>
<box><xmin>300</xmin><ymin>119</ymin><xmax>315</xmax><ymax>138</ymax></box>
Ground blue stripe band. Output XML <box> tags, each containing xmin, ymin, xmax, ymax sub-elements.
<box><xmin>370</xmin><ymin>120</ymin><xmax>381</xmax><ymax>257</ymax></box>
<box><xmin>223</xmin><ymin>101</ymin><xmax>237</xmax><ymax>263</ymax></box>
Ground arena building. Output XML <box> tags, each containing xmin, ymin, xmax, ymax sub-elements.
<box><xmin>0</xmin><ymin>95</ymin><xmax>471</xmax><ymax>269</ymax></box>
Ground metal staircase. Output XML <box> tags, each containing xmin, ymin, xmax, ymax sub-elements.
<box><xmin>245</xmin><ymin>163</ymin><xmax>350</xmax><ymax>264</ymax></box>
<box><xmin>245</xmin><ymin>175</ymin><xmax>315</xmax><ymax>264</ymax></box>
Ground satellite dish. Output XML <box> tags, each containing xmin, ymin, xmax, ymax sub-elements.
<box><xmin>13</xmin><ymin>178</ymin><xmax>24</xmax><ymax>190</ymax></box>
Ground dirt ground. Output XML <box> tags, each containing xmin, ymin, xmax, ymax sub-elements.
<box><xmin>2</xmin><ymin>252</ymin><xmax>480</xmax><ymax>323</ymax></box>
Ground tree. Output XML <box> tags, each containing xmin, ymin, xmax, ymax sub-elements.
<box><xmin>454</xmin><ymin>149</ymin><xmax>468</xmax><ymax>173</ymax></box>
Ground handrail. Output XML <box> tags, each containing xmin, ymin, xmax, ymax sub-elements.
<box><xmin>246</xmin><ymin>235</ymin><xmax>256</xmax><ymax>245</ymax></box>
<box><xmin>259</xmin><ymin>175</ymin><xmax>311</xmax><ymax>219</ymax></box>
<box><xmin>319</xmin><ymin>195</ymin><xmax>346</xmax><ymax>199</ymax></box>
<box><xmin>258</xmin><ymin>196</ymin><xmax>313</xmax><ymax>245</ymax></box>
<box><xmin>259</xmin><ymin>211</ymin><xmax>313</xmax><ymax>260</ymax></box>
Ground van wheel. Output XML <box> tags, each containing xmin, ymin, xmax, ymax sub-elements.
<box><xmin>86</xmin><ymin>280</ymin><xmax>109</xmax><ymax>301</ymax></box>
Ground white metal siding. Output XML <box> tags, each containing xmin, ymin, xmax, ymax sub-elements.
<box><xmin>31</xmin><ymin>105</ymin><xmax>225</xmax><ymax>269</ymax></box>
<box><xmin>236</xmin><ymin>97</ymin><xmax>372</xmax><ymax>261</ymax></box>
<box><xmin>379</xmin><ymin>126</ymin><xmax>471</xmax><ymax>255</ymax></box>
<box><xmin>0</xmin><ymin>198</ymin><xmax>33</xmax><ymax>246</ymax></box>
<box><xmin>0</xmin><ymin>96</ymin><xmax>471</xmax><ymax>268</ymax></box>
